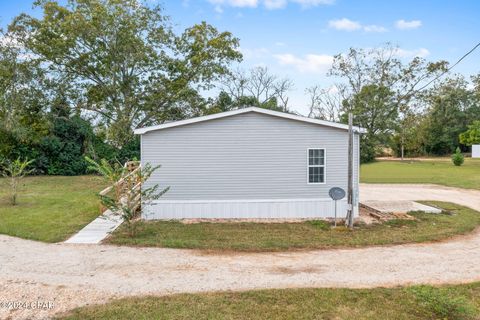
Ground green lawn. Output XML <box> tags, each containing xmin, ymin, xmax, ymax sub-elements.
<box><xmin>59</xmin><ymin>282</ymin><xmax>480</xmax><ymax>320</ymax></box>
<box><xmin>361</xmin><ymin>158</ymin><xmax>480</xmax><ymax>189</ymax></box>
<box><xmin>106</xmin><ymin>202</ymin><xmax>480</xmax><ymax>252</ymax></box>
<box><xmin>0</xmin><ymin>175</ymin><xmax>107</xmax><ymax>242</ymax></box>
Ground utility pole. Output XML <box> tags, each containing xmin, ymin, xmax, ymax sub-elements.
<box><xmin>401</xmin><ymin>126</ymin><xmax>405</xmax><ymax>161</ymax></box>
<box><xmin>345</xmin><ymin>113</ymin><xmax>354</xmax><ymax>229</ymax></box>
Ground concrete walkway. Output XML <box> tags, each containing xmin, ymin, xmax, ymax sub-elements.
<box><xmin>2</xmin><ymin>184</ymin><xmax>480</xmax><ymax>319</ymax></box>
<box><xmin>362</xmin><ymin>200</ymin><xmax>442</xmax><ymax>214</ymax></box>
<box><xmin>64</xmin><ymin>210</ymin><xmax>123</xmax><ymax>244</ymax></box>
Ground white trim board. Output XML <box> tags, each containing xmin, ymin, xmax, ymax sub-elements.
<box><xmin>149</xmin><ymin>197</ymin><xmax>334</xmax><ymax>204</ymax></box>
<box><xmin>134</xmin><ymin>107</ymin><xmax>367</xmax><ymax>135</ymax></box>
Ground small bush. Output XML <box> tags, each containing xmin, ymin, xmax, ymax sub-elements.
<box><xmin>451</xmin><ymin>147</ymin><xmax>464</xmax><ymax>166</ymax></box>
<box><xmin>410</xmin><ymin>286</ymin><xmax>476</xmax><ymax>319</ymax></box>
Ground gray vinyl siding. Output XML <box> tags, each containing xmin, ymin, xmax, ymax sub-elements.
<box><xmin>141</xmin><ymin>112</ymin><xmax>360</xmax><ymax>200</ymax></box>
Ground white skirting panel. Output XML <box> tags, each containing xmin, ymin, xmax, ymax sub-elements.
<box><xmin>142</xmin><ymin>198</ymin><xmax>359</xmax><ymax>220</ymax></box>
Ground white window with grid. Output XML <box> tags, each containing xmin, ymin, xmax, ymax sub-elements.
<box><xmin>307</xmin><ymin>148</ymin><xmax>326</xmax><ymax>184</ymax></box>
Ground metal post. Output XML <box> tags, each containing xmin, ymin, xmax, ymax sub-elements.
<box><xmin>334</xmin><ymin>200</ymin><xmax>337</xmax><ymax>227</ymax></box>
<box><xmin>345</xmin><ymin>113</ymin><xmax>354</xmax><ymax>229</ymax></box>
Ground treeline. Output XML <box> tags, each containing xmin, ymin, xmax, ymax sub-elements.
<box><xmin>1</xmin><ymin>0</ymin><xmax>479</xmax><ymax>175</ymax></box>
<box><xmin>0</xmin><ymin>0</ymin><xmax>243</xmax><ymax>174</ymax></box>
<box><xmin>391</xmin><ymin>76</ymin><xmax>480</xmax><ymax>157</ymax></box>
<box><xmin>0</xmin><ymin>0</ymin><xmax>300</xmax><ymax>175</ymax></box>
<box><xmin>306</xmin><ymin>46</ymin><xmax>480</xmax><ymax>162</ymax></box>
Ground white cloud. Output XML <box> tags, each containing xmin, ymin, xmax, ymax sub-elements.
<box><xmin>291</xmin><ymin>0</ymin><xmax>335</xmax><ymax>7</ymax></box>
<box><xmin>395</xmin><ymin>19</ymin><xmax>422</xmax><ymax>30</ymax></box>
<box><xmin>363</xmin><ymin>25</ymin><xmax>388</xmax><ymax>33</ymax></box>
<box><xmin>274</xmin><ymin>53</ymin><xmax>333</xmax><ymax>73</ymax></box>
<box><xmin>328</xmin><ymin>18</ymin><xmax>361</xmax><ymax>31</ymax></box>
<box><xmin>393</xmin><ymin>47</ymin><xmax>430</xmax><ymax>58</ymax></box>
<box><xmin>208</xmin><ymin>0</ymin><xmax>258</xmax><ymax>8</ymax></box>
<box><xmin>328</xmin><ymin>18</ymin><xmax>387</xmax><ymax>32</ymax></box>
<box><xmin>264</xmin><ymin>0</ymin><xmax>287</xmax><ymax>9</ymax></box>
<box><xmin>207</xmin><ymin>0</ymin><xmax>334</xmax><ymax>10</ymax></box>
<box><xmin>239</xmin><ymin>47</ymin><xmax>270</xmax><ymax>59</ymax></box>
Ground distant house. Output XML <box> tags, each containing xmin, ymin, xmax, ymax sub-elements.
<box><xmin>134</xmin><ymin>107</ymin><xmax>365</xmax><ymax>220</ymax></box>
<box><xmin>473</xmin><ymin>145</ymin><xmax>480</xmax><ymax>158</ymax></box>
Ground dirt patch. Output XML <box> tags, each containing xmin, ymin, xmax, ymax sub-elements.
<box><xmin>271</xmin><ymin>265</ymin><xmax>325</xmax><ymax>275</ymax></box>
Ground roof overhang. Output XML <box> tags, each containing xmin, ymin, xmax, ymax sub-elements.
<box><xmin>134</xmin><ymin>107</ymin><xmax>367</xmax><ymax>135</ymax></box>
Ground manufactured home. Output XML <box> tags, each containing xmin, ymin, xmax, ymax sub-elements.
<box><xmin>134</xmin><ymin>107</ymin><xmax>364</xmax><ymax>220</ymax></box>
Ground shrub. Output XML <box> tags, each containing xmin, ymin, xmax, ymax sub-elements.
<box><xmin>409</xmin><ymin>286</ymin><xmax>476</xmax><ymax>320</ymax></box>
<box><xmin>1</xmin><ymin>114</ymin><xmax>141</xmax><ymax>176</ymax></box>
<box><xmin>451</xmin><ymin>147</ymin><xmax>464</xmax><ymax>166</ymax></box>
<box><xmin>39</xmin><ymin>116</ymin><xmax>93</xmax><ymax>175</ymax></box>
<box><xmin>117</xmin><ymin>136</ymin><xmax>141</xmax><ymax>163</ymax></box>
<box><xmin>0</xmin><ymin>157</ymin><xmax>35</xmax><ymax>205</ymax></box>
<box><xmin>360</xmin><ymin>137</ymin><xmax>377</xmax><ymax>163</ymax></box>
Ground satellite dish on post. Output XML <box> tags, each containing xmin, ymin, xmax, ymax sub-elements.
<box><xmin>329</xmin><ymin>187</ymin><xmax>346</xmax><ymax>201</ymax></box>
<box><xmin>329</xmin><ymin>187</ymin><xmax>346</xmax><ymax>227</ymax></box>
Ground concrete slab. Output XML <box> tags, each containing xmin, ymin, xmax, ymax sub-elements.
<box><xmin>361</xmin><ymin>200</ymin><xmax>442</xmax><ymax>214</ymax></box>
<box><xmin>64</xmin><ymin>210</ymin><xmax>123</xmax><ymax>244</ymax></box>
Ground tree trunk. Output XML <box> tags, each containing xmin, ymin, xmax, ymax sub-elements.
<box><xmin>11</xmin><ymin>177</ymin><xmax>17</xmax><ymax>206</ymax></box>
<box><xmin>401</xmin><ymin>127</ymin><xmax>405</xmax><ymax>161</ymax></box>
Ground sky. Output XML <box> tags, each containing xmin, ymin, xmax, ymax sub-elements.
<box><xmin>1</xmin><ymin>0</ymin><xmax>479</xmax><ymax>115</ymax></box>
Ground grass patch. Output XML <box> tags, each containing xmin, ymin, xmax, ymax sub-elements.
<box><xmin>0</xmin><ymin>175</ymin><xmax>107</xmax><ymax>242</ymax></box>
<box><xmin>360</xmin><ymin>158</ymin><xmax>480</xmax><ymax>189</ymax></box>
<box><xmin>106</xmin><ymin>202</ymin><xmax>480</xmax><ymax>252</ymax></box>
<box><xmin>58</xmin><ymin>282</ymin><xmax>480</xmax><ymax>320</ymax></box>
<box><xmin>409</xmin><ymin>285</ymin><xmax>476</xmax><ymax>319</ymax></box>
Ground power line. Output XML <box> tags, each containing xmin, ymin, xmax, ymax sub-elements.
<box><xmin>415</xmin><ymin>41</ymin><xmax>480</xmax><ymax>92</ymax></box>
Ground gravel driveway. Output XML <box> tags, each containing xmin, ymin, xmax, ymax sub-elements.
<box><xmin>2</xmin><ymin>184</ymin><xmax>480</xmax><ymax>320</ymax></box>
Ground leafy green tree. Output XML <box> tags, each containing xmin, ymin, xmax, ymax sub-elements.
<box><xmin>342</xmin><ymin>84</ymin><xmax>397</xmax><ymax>162</ymax></box>
<box><xmin>330</xmin><ymin>44</ymin><xmax>448</xmax><ymax>160</ymax></box>
<box><xmin>1</xmin><ymin>157</ymin><xmax>35</xmax><ymax>205</ymax></box>
<box><xmin>203</xmin><ymin>91</ymin><xmax>288</xmax><ymax>115</ymax></box>
<box><xmin>421</xmin><ymin>77</ymin><xmax>476</xmax><ymax>155</ymax></box>
<box><xmin>0</xmin><ymin>32</ymin><xmax>49</xmax><ymax>134</ymax></box>
<box><xmin>11</xmin><ymin>0</ymin><xmax>242</xmax><ymax>147</ymax></box>
<box><xmin>202</xmin><ymin>91</ymin><xmax>235</xmax><ymax>115</ymax></box>
<box><xmin>459</xmin><ymin>121</ymin><xmax>480</xmax><ymax>146</ymax></box>
<box><xmin>39</xmin><ymin>115</ymin><xmax>93</xmax><ymax>175</ymax></box>
<box><xmin>390</xmin><ymin>112</ymin><xmax>428</xmax><ymax>157</ymax></box>
<box><xmin>0</xmin><ymin>30</ymin><xmax>51</xmax><ymax>161</ymax></box>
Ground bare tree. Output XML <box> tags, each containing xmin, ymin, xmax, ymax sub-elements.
<box><xmin>220</xmin><ymin>66</ymin><xmax>293</xmax><ymax>111</ymax></box>
<box><xmin>274</xmin><ymin>78</ymin><xmax>294</xmax><ymax>111</ymax></box>
<box><xmin>306</xmin><ymin>85</ymin><xmax>344</xmax><ymax>121</ymax></box>
<box><xmin>221</xmin><ymin>68</ymin><xmax>249</xmax><ymax>100</ymax></box>
<box><xmin>247</xmin><ymin>66</ymin><xmax>277</xmax><ymax>103</ymax></box>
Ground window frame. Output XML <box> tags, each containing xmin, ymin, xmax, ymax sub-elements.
<box><xmin>307</xmin><ymin>148</ymin><xmax>326</xmax><ymax>185</ymax></box>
